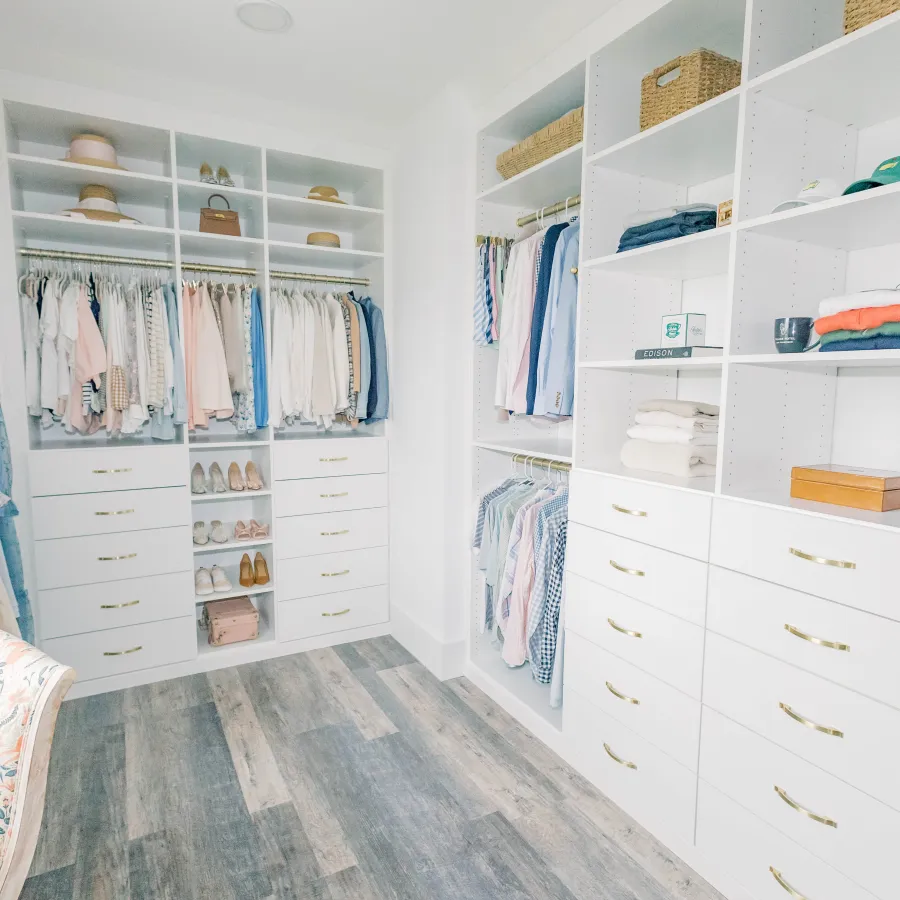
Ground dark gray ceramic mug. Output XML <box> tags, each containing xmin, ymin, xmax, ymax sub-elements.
<box><xmin>774</xmin><ymin>317</ymin><xmax>819</xmax><ymax>353</ymax></box>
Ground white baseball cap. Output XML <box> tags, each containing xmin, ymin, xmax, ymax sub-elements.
<box><xmin>772</xmin><ymin>178</ymin><xmax>841</xmax><ymax>214</ymax></box>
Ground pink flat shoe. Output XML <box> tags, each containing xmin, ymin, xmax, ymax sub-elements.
<box><xmin>249</xmin><ymin>519</ymin><xmax>269</xmax><ymax>538</ymax></box>
<box><xmin>234</xmin><ymin>520</ymin><xmax>252</xmax><ymax>541</ymax></box>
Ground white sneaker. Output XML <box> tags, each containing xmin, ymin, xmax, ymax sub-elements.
<box><xmin>193</xmin><ymin>521</ymin><xmax>209</xmax><ymax>545</ymax></box>
<box><xmin>210</xmin><ymin>520</ymin><xmax>228</xmax><ymax>544</ymax></box>
<box><xmin>211</xmin><ymin>565</ymin><xmax>232</xmax><ymax>593</ymax></box>
<box><xmin>195</xmin><ymin>567</ymin><xmax>214</xmax><ymax>596</ymax></box>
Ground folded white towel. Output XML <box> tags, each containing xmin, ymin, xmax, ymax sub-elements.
<box><xmin>620</xmin><ymin>439</ymin><xmax>717</xmax><ymax>478</ymax></box>
<box><xmin>818</xmin><ymin>289</ymin><xmax>900</xmax><ymax>318</ymax></box>
<box><xmin>635</xmin><ymin>410</ymin><xmax>718</xmax><ymax>433</ymax></box>
<box><xmin>622</xmin><ymin>203</ymin><xmax>718</xmax><ymax>229</ymax></box>
<box><xmin>636</xmin><ymin>398</ymin><xmax>719</xmax><ymax>418</ymax></box>
<box><xmin>627</xmin><ymin>425</ymin><xmax>717</xmax><ymax>446</ymax></box>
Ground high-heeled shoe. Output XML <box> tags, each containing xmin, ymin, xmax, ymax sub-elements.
<box><xmin>200</xmin><ymin>162</ymin><xmax>216</xmax><ymax>184</ymax></box>
<box><xmin>254</xmin><ymin>552</ymin><xmax>270</xmax><ymax>585</ymax></box>
<box><xmin>228</xmin><ymin>462</ymin><xmax>245</xmax><ymax>491</ymax></box>
<box><xmin>216</xmin><ymin>165</ymin><xmax>235</xmax><ymax>187</ymax></box>
<box><xmin>209</xmin><ymin>462</ymin><xmax>227</xmax><ymax>493</ymax></box>
<box><xmin>191</xmin><ymin>463</ymin><xmax>206</xmax><ymax>494</ymax></box>
<box><xmin>245</xmin><ymin>461</ymin><xmax>264</xmax><ymax>491</ymax></box>
<box><xmin>234</xmin><ymin>520</ymin><xmax>252</xmax><ymax>541</ymax></box>
<box><xmin>239</xmin><ymin>553</ymin><xmax>254</xmax><ymax>587</ymax></box>
<box><xmin>210</xmin><ymin>520</ymin><xmax>228</xmax><ymax>544</ymax></box>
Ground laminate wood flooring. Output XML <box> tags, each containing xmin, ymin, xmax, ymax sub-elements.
<box><xmin>24</xmin><ymin>637</ymin><xmax>723</xmax><ymax>900</ymax></box>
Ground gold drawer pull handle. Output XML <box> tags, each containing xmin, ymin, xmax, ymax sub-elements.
<box><xmin>612</xmin><ymin>504</ymin><xmax>647</xmax><ymax>517</ymax></box>
<box><xmin>322</xmin><ymin>608</ymin><xmax>351</xmax><ymax>617</ymax></box>
<box><xmin>97</xmin><ymin>553</ymin><xmax>137</xmax><ymax>561</ymax></box>
<box><xmin>769</xmin><ymin>867</ymin><xmax>810</xmax><ymax>900</ymax></box>
<box><xmin>92</xmin><ymin>467</ymin><xmax>132</xmax><ymax>474</ymax></box>
<box><xmin>320</xmin><ymin>456</ymin><xmax>349</xmax><ymax>462</ymax></box>
<box><xmin>606</xmin><ymin>681</ymin><xmax>640</xmax><ymax>705</ymax></box>
<box><xmin>789</xmin><ymin>547</ymin><xmax>856</xmax><ymax>570</ymax></box>
<box><xmin>94</xmin><ymin>508</ymin><xmax>135</xmax><ymax>516</ymax></box>
<box><xmin>321</xmin><ymin>492</ymin><xmax>349</xmax><ymax>498</ymax></box>
<box><xmin>103</xmin><ymin>645</ymin><xmax>143</xmax><ymax>656</ymax></box>
<box><xmin>603</xmin><ymin>743</ymin><xmax>637</xmax><ymax>769</ymax></box>
<box><xmin>608</xmin><ymin>618</ymin><xmax>642</xmax><ymax>639</ymax></box>
<box><xmin>784</xmin><ymin>624</ymin><xmax>850</xmax><ymax>652</ymax></box>
<box><xmin>609</xmin><ymin>559</ymin><xmax>644</xmax><ymax>577</ymax></box>
<box><xmin>100</xmin><ymin>600</ymin><xmax>141</xmax><ymax>610</ymax></box>
<box><xmin>774</xmin><ymin>785</ymin><xmax>837</xmax><ymax>828</ymax></box>
<box><xmin>321</xmin><ymin>529</ymin><xmax>350</xmax><ymax>536</ymax></box>
<box><xmin>780</xmin><ymin>702</ymin><xmax>843</xmax><ymax>738</ymax></box>
<box><xmin>322</xmin><ymin>569</ymin><xmax>350</xmax><ymax>577</ymax></box>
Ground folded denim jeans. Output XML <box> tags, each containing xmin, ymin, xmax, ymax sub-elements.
<box><xmin>617</xmin><ymin>222</ymin><xmax>711</xmax><ymax>252</ymax></box>
<box><xmin>820</xmin><ymin>335</ymin><xmax>900</xmax><ymax>352</ymax></box>
<box><xmin>620</xmin><ymin>210</ymin><xmax>717</xmax><ymax>242</ymax></box>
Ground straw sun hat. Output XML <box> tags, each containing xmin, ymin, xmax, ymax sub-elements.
<box><xmin>63</xmin><ymin>134</ymin><xmax>126</xmax><ymax>170</ymax></box>
<box><xmin>306</xmin><ymin>231</ymin><xmax>341</xmax><ymax>248</ymax></box>
<box><xmin>63</xmin><ymin>185</ymin><xmax>138</xmax><ymax>223</ymax></box>
<box><xmin>306</xmin><ymin>185</ymin><xmax>346</xmax><ymax>204</ymax></box>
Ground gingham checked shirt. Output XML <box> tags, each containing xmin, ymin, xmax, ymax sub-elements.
<box><xmin>532</xmin><ymin>520</ymin><xmax>567</xmax><ymax>684</ymax></box>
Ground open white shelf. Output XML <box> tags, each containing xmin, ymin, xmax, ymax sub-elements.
<box><xmin>579</xmin><ymin>461</ymin><xmax>717</xmax><ymax>496</ymax></box>
<box><xmin>191</xmin><ymin>489</ymin><xmax>272</xmax><ymax>503</ymax></box>
<box><xmin>176</xmin><ymin>178</ymin><xmax>262</xmax><ymax>199</ymax></box>
<box><xmin>12</xmin><ymin>210</ymin><xmax>174</xmax><ymax>254</ymax></box>
<box><xmin>194</xmin><ymin>535</ymin><xmax>273</xmax><ymax>555</ymax></box>
<box><xmin>268</xmin><ymin>239</ymin><xmax>383</xmax><ymax>271</ymax></box>
<box><xmin>179</xmin><ymin>229</ymin><xmax>264</xmax><ymax>265</ymax></box>
<box><xmin>473</xmin><ymin>438</ymin><xmax>573</xmax><ymax>464</ymax></box>
<box><xmin>267</xmin><ymin>193</ymin><xmax>384</xmax><ymax>231</ymax></box>
<box><xmin>580</xmin><ymin>356</ymin><xmax>724</xmax><ymax>371</ymax></box>
<box><xmin>193</xmin><ymin>567</ymin><xmax>272</xmax><ymax>603</ymax></box>
<box><xmin>188</xmin><ymin>435</ymin><xmax>271</xmax><ymax>448</ymax></box>
<box><xmin>476</xmin><ymin>143</ymin><xmax>583</xmax><ymax>210</ymax></box>
<box><xmin>736</xmin><ymin>351</ymin><xmax>900</xmax><ymax>369</ymax></box>
<box><xmin>196</xmin><ymin>613</ymin><xmax>275</xmax><ymax>655</ymax></box>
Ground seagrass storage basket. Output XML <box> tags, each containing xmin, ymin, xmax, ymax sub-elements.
<box><xmin>844</xmin><ymin>0</ymin><xmax>900</xmax><ymax>32</ymax></box>
<box><xmin>496</xmin><ymin>107</ymin><xmax>583</xmax><ymax>180</ymax></box>
<box><xmin>640</xmin><ymin>49</ymin><xmax>741</xmax><ymax>131</ymax></box>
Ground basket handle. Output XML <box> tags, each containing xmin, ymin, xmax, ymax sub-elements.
<box><xmin>656</xmin><ymin>61</ymin><xmax>682</xmax><ymax>87</ymax></box>
<box><xmin>207</xmin><ymin>193</ymin><xmax>231</xmax><ymax>210</ymax></box>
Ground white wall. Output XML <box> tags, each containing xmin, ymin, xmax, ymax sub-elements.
<box><xmin>387</xmin><ymin>85</ymin><xmax>475</xmax><ymax>679</ymax></box>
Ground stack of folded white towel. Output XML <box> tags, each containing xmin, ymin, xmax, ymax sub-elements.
<box><xmin>620</xmin><ymin>399</ymin><xmax>719</xmax><ymax>478</ymax></box>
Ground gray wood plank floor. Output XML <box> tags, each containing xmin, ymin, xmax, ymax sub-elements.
<box><xmin>24</xmin><ymin>636</ymin><xmax>723</xmax><ymax>900</ymax></box>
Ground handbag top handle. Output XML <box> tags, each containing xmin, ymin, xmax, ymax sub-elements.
<box><xmin>207</xmin><ymin>193</ymin><xmax>231</xmax><ymax>210</ymax></box>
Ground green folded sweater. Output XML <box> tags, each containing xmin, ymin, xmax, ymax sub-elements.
<box><xmin>820</xmin><ymin>321</ymin><xmax>900</xmax><ymax>345</ymax></box>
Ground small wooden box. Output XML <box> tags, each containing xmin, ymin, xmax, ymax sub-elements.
<box><xmin>717</xmin><ymin>199</ymin><xmax>733</xmax><ymax>227</ymax></box>
<box><xmin>791</xmin><ymin>464</ymin><xmax>900</xmax><ymax>512</ymax></box>
<box><xmin>204</xmin><ymin>596</ymin><xmax>259</xmax><ymax>646</ymax></box>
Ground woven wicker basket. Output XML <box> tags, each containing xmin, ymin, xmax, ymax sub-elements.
<box><xmin>640</xmin><ymin>49</ymin><xmax>741</xmax><ymax>132</ymax></box>
<box><xmin>496</xmin><ymin>107</ymin><xmax>583</xmax><ymax>180</ymax></box>
<box><xmin>844</xmin><ymin>0</ymin><xmax>900</xmax><ymax>32</ymax></box>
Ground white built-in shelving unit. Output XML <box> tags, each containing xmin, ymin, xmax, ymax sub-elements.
<box><xmin>469</xmin><ymin>2</ymin><xmax>900</xmax><ymax>899</ymax></box>
<box><xmin>2</xmin><ymin>98</ymin><xmax>392</xmax><ymax>696</ymax></box>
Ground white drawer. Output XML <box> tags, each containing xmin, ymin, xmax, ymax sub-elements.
<box><xmin>708</xmin><ymin>566</ymin><xmax>900</xmax><ymax>710</ymax></box>
<box><xmin>275</xmin><ymin>437</ymin><xmax>387</xmax><ymax>480</ymax></box>
<box><xmin>39</xmin><ymin>571</ymin><xmax>193</xmax><ymax>640</ymax></box>
<box><xmin>569</xmin><ymin>470</ymin><xmax>712</xmax><ymax>560</ymax></box>
<box><xmin>278</xmin><ymin>586</ymin><xmax>389</xmax><ymax>641</ymax></box>
<box><xmin>566</xmin><ymin>573</ymin><xmax>703</xmax><ymax>698</ymax></box>
<box><xmin>565</xmin><ymin>632</ymin><xmax>700</xmax><ymax>770</ymax></box>
<box><xmin>565</xmin><ymin>690</ymin><xmax>697</xmax><ymax>844</ymax></box>
<box><xmin>697</xmin><ymin>780</ymin><xmax>878</xmax><ymax>900</ymax></box>
<box><xmin>711</xmin><ymin>498</ymin><xmax>900</xmax><ymax>621</ymax></box>
<box><xmin>34</xmin><ymin>526</ymin><xmax>192</xmax><ymax>590</ymax></box>
<box><xmin>703</xmin><ymin>631</ymin><xmax>900</xmax><ymax>813</ymax></box>
<box><xmin>32</xmin><ymin>487</ymin><xmax>188</xmax><ymax>540</ymax></box>
<box><xmin>29</xmin><ymin>446</ymin><xmax>186</xmax><ymax>497</ymax></box>
<box><xmin>279</xmin><ymin>547</ymin><xmax>388</xmax><ymax>599</ymax></box>
<box><xmin>277</xmin><ymin>508</ymin><xmax>389</xmax><ymax>559</ymax></box>
<box><xmin>699</xmin><ymin>707</ymin><xmax>897</xmax><ymax>899</ymax></box>
<box><xmin>41</xmin><ymin>616</ymin><xmax>196</xmax><ymax>682</ymax></box>
<box><xmin>276</xmin><ymin>474</ymin><xmax>388</xmax><ymax>517</ymax></box>
<box><xmin>566</xmin><ymin>523</ymin><xmax>707</xmax><ymax>626</ymax></box>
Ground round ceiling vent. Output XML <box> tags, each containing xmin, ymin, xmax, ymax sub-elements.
<box><xmin>236</xmin><ymin>0</ymin><xmax>293</xmax><ymax>33</ymax></box>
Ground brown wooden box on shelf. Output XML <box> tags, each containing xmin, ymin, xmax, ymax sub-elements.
<box><xmin>790</xmin><ymin>464</ymin><xmax>900</xmax><ymax>512</ymax></box>
<box><xmin>205</xmin><ymin>596</ymin><xmax>259</xmax><ymax>646</ymax></box>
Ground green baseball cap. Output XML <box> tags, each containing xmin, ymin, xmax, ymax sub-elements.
<box><xmin>844</xmin><ymin>156</ymin><xmax>900</xmax><ymax>195</ymax></box>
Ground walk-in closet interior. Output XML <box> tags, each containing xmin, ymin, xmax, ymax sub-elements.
<box><xmin>1</xmin><ymin>0</ymin><xmax>899</xmax><ymax>898</ymax></box>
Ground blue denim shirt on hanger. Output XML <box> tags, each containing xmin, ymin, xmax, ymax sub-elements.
<box><xmin>362</xmin><ymin>297</ymin><xmax>389</xmax><ymax>422</ymax></box>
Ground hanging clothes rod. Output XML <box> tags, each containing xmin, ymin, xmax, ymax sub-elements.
<box><xmin>511</xmin><ymin>452</ymin><xmax>571</xmax><ymax>473</ymax></box>
<box><xmin>516</xmin><ymin>194</ymin><xmax>581</xmax><ymax>229</ymax></box>
<box><xmin>17</xmin><ymin>247</ymin><xmax>370</xmax><ymax>286</ymax></box>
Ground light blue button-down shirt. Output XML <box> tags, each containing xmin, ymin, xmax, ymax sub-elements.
<box><xmin>533</xmin><ymin>221</ymin><xmax>579</xmax><ymax>416</ymax></box>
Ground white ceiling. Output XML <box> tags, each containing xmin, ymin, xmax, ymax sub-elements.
<box><xmin>0</xmin><ymin>0</ymin><xmax>619</xmax><ymax>141</ymax></box>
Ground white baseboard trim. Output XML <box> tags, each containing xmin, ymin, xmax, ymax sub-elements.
<box><xmin>390</xmin><ymin>607</ymin><xmax>465</xmax><ymax>681</ymax></box>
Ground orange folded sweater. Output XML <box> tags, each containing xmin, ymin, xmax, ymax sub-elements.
<box><xmin>815</xmin><ymin>304</ymin><xmax>900</xmax><ymax>335</ymax></box>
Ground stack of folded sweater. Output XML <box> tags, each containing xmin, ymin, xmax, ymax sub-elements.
<box><xmin>617</xmin><ymin>204</ymin><xmax>718</xmax><ymax>253</ymax></box>
<box><xmin>620</xmin><ymin>399</ymin><xmax>719</xmax><ymax>478</ymax></box>
<box><xmin>815</xmin><ymin>288</ymin><xmax>900</xmax><ymax>352</ymax></box>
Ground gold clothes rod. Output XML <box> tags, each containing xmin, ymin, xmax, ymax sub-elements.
<box><xmin>516</xmin><ymin>194</ymin><xmax>581</xmax><ymax>229</ymax></box>
<box><xmin>18</xmin><ymin>248</ymin><xmax>370</xmax><ymax>286</ymax></box>
<box><xmin>511</xmin><ymin>452</ymin><xmax>571</xmax><ymax>473</ymax></box>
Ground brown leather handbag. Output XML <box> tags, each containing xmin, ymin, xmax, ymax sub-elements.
<box><xmin>200</xmin><ymin>193</ymin><xmax>241</xmax><ymax>236</ymax></box>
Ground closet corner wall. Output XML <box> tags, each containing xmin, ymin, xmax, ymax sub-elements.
<box><xmin>467</xmin><ymin>2</ymin><xmax>900</xmax><ymax>900</ymax></box>
<box><xmin>0</xmin><ymin>95</ymin><xmax>392</xmax><ymax>698</ymax></box>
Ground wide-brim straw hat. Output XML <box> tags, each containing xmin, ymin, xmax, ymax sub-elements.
<box><xmin>306</xmin><ymin>185</ymin><xmax>345</xmax><ymax>204</ymax></box>
<box><xmin>63</xmin><ymin>184</ymin><xmax>138</xmax><ymax>223</ymax></box>
<box><xmin>307</xmin><ymin>231</ymin><xmax>341</xmax><ymax>248</ymax></box>
<box><xmin>63</xmin><ymin>133</ymin><xmax>127</xmax><ymax>170</ymax></box>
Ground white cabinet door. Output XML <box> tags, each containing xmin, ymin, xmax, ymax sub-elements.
<box><xmin>278</xmin><ymin>586</ymin><xmax>389</xmax><ymax>640</ymax></box>
<box><xmin>275</xmin><ymin>437</ymin><xmax>387</xmax><ymax>480</ymax></box>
